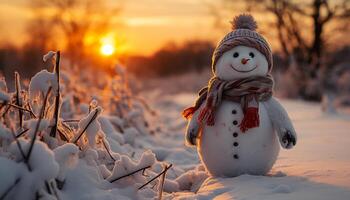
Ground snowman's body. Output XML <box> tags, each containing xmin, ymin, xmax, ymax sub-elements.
<box><xmin>185</xmin><ymin>14</ymin><xmax>296</xmax><ymax>177</ymax></box>
<box><xmin>198</xmin><ymin>100</ymin><xmax>280</xmax><ymax>177</ymax></box>
<box><xmin>185</xmin><ymin>44</ymin><xmax>297</xmax><ymax>177</ymax></box>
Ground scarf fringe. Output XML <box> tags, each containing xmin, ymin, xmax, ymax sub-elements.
<box><xmin>182</xmin><ymin>107</ymin><xmax>196</xmax><ymax>119</ymax></box>
<box><xmin>239</xmin><ymin>107</ymin><xmax>259</xmax><ymax>132</ymax></box>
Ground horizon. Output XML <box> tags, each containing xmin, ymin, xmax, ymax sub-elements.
<box><xmin>0</xmin><ymin>0</ymin><xmax>226</xmax><ymax>56</ymax></box>
<box><xmin>1</xmin><ymin>1</ymin><xmax>348</xmax><ymax>58</ymax></box>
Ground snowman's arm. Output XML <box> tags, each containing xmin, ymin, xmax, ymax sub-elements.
<box><xmin>185</xmin><ymin>108</ymin><xmax>202</xmax><ymax>146</ymax></box>
<box><xmin>263</xmin><ymin>97</ymin><xmax>297</xmax><ymax>149</ymax></box>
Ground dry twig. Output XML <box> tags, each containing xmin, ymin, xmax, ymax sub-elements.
<box><xmin>71</xmin><ymin>108</ymin><xmax>99</xmax><ymax>144</ymax></box>
<box><xmin>102</xmin><ymin>138</ymin><xmax>116</xmax><ymax>161</ymax></box>
<box><xmin>109</xmin><ymin>166</ymin><xmax>151</xmax><ymax>183</ymax></box>
<box><xmin>157</xmin><ymin>164</ymin><xmax>168</xmax><ymax>200</ymax></box>
<box><xmin>138</xmin><ymin>164</ymin><xmax>173</xmax><ymax>190</ymax></box>
<box><xmin>14</xmin><ymin>72</ymin><xmax>23</xmax><ymax>128</ymax></box>
<box><xmin>6</xmin><ymin>103</ymin><xmax>36</xmax><ymax>118</ymax></box>
<box><xmin>62</xmin><ymin>119</ymin><xmax>79</xmax><ymax>123</ymax></box>
<box><xmin>50</xmin><ymin>51</ymin><xmax>61</xmax><ymax>138</ymax></box>
<box><xmin>15</xmin><ymin>128</ymin><xmax>29</xmax><ymax>138</ymax></box>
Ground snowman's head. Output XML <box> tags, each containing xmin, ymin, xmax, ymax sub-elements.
<box><xmin>214</xmin><ymin>45</ymin><xmax>269</xmax><ymax>81</ymax></box>
<box><xmin>211</xmin><ymin>14</ymin><xmax>272</xmax><ymax>81</ymax></box>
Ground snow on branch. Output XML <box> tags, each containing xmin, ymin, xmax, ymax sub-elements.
<box><xmin>0</xmin><ymin>51</ymin><xmax>182</xmax><ymax>199</ymax></box>
<box><xmin>107</xmin><ymin>150</ymin><xmax>156</xmax><ymax>183</ymax></box>
<box><xmin>71</xmin><ymin>106</ymin><xmax>102</xmax><ymax>147</ymax></box>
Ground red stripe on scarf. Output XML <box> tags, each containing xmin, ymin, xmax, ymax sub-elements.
<box><xmin>182</xmin><ymin>76</ymin><xmax>273</xmax><ymax>133</ymax></box>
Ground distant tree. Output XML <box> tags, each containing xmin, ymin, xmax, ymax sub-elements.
<box><xmin>29</xmin><ymin>0</ymin><xmax>120</xmax><ymax>66</ymax></box>
<box><xmin>0</xmin><ymin>47</ymin><xmax>21</xmax><ymax>86</ymax></box>
<box><xmin>220</xmin><ymin>0</ymin><xmax>350</xmax><ymax>100</ymax></box>
<box><xmin>0</xmin><ymin>18</ymin><xmax>54</xmax><ymax>83</ymax></box>
<box><xmin>21</xmin><ymin>18</ymin><xmax>54</xmax><ymax>76</ymax></box>
<box><xmin>126</xmin><ymin>40</ymin><xmax>215</xmax><ymax>77</ymax></box>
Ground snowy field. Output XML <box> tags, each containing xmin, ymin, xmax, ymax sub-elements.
<box><xmin>1</xmin><ymin>62</ymin><xmax>350</xmax><ymax>199</ymax></box>
<box><xmin>143</xmin><ymin>91</ymin><xmax>350</xmax><ymax>199</ymax></box>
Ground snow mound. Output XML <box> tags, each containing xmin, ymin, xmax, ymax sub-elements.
<box><xmin>175</xmin><ymin>175</ymin><xmax>350</xmax><ymax>200</ymax></box>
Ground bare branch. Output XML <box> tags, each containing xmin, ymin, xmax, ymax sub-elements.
<box><xmin>15</xmin><ymin>72</ymin><xmax>23</xmax><ymax>128</ymax></box>
<box><xmin>102</xmin><ymin>138</ymin><xmax>116</xmax><ymax>161</ymax></box>
<box><xmin>62</xmin><ymin>119</ymin><xmax>80</xmax><ymax>123</ymax></box>
<box><xmin>286</xmin><ymin>10</ymin><xmax>308</xmax><ymax>50</ymax></box>
<box><xmin>322</xmin><ymin>0</ymin><xmax>334</xmax><ymax>23</ymax></box>
<box><xmin>138</xmin><ymin>164</ymin><xmax>173</xmax><ymax>190</ymax></box>
<box><xmin>16</xmin><ymin>128</ymin><xmax>29</xmax><ymax>138</ymax></box>
<box><xmin>157</xmin><ymin>164</ymin><xmax>168</xmax><ymax>200</ymax></box>
<box><xmin>109</xmin><ymin>166</ymin><xmax>152</xmax><ymax>183</ymax></box>
<box><xmin>50</xmin><ymin>51</ymin><xmax>61</xmax><ymax>138</ymax></box>
<box><xmin>6</xmin><ymin>103</ymin><xmax>37</xmax><ymax>118</ymax></box>
<box><xmin>71</xmin><ymin>108</ymin><xmax>99</xmax><ymax>144</ymax></box>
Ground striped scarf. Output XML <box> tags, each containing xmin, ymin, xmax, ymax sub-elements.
<box><xmin>183</xmin><ymin>75</ymin><xmax>273</xmax><ymax>132</ymax></box>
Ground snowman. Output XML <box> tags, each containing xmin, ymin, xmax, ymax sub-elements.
<box><xmin>183</xmin><ymin>14</ymin><xmax>297</xmax><ymax>177</ymax></box>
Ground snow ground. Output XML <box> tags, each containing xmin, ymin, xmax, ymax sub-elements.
<box><xmin>144</xmin><ymin>91</ymin><xmax>350</xmax><ymax>199</ymax></box>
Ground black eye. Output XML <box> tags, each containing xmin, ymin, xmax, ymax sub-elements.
<box><xmin>249</xmin><ymin>52</ymin><xmax>255</xmax><ymax>58</ymax></box>
<box><xmin>233</xmin><ymin>52</ymin><xmax>239</xmax><ymax>58</ymax></box>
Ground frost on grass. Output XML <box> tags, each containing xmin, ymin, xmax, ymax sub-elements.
<box><xmin>71</xmin><ymin>106</ymin><xmax>103</xmax><ymax>148</ymax></box>
<box><xmin>0</xmin><ymin>52</ymin><xmax>183</xmax><ymax>200</ymax></box>
<box><xmin>28</xmin><ymin>70</ymin><xmax>58</xmax><ymax>113</ymax></box>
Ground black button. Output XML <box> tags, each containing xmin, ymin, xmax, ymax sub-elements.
<box><xmin>233</xmin><ymin>120</ymin><xmax>238</xmax><ymax>125</ymax></box>
<box><xmin>232</xmin><ymin>110</ymin><xmax>237</xmax><ymax>114</ymax></box>
<box><xmin>233</xmin><ymin>142</ymin><xmax>239</xmax><ymax>147</ymax></box>
<box><xmin>233</xmin><ymin>132</ymin><xmax>238</xmax><ymax>137</ymax></box>
<box><xmin>233</xmin><ymin>154</ymin><xmax>239</xmax><ymax>159</ymax></box>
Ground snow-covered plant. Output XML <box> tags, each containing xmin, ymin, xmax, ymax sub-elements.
<box><xmin>71</xmin><ymin>106</ymin><xmax>103</xmax><ymax>149</ymax></box>
<box><xmin>0</xmin><ymin>51</ymin><xmax>179</xmax><ymax>200</ymax></box>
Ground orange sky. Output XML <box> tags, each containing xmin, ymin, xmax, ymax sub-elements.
<box><xmin>0</xmin><ymin>0</ymin><xmax>307</xmax><ymax>57</ymax></box>
<box><xmin>0</xmin><ymin>0</ymin><xmax>229</xmax><ymax>56</ymax></box>
<box><xmin>0</xmin><ymin>0</ymin><xmax>348</xmax><ymax>60</ymax></box>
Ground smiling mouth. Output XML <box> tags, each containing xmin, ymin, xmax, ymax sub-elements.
<box><xmin>230</xmin><ymin>64</ymin><xmax>258</xmax><ymax>73</ymax></box>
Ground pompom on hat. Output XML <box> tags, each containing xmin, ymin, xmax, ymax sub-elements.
<box><xmin>212</xmin><ymin>14</ymin><xmax>273</xmax><ymax>73</ymax></box>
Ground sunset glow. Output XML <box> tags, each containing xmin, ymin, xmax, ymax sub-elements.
<box><xmin>0</xmin><ymin>1</ymin><xmax>218</xmax><ymax>56</ymax></box>
<box><xmin>99</xmin><ymin>35</ymin><xmax>116</xmax><ymax>56</ymax></box>
<box><xmin>100</xmin><ymin>43</ymin><xmax>115</xmax><ymax>56</ymax></box>
<box><xmin>1</xmin><ymin>1</ymin><xmax>348</xmax><ymax>56</ymax></box>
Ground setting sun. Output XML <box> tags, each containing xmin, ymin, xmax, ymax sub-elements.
<box><xmin>100</xmin><ymin>43</ymin><xmax>115</xmax><ymax>56</ymax></box>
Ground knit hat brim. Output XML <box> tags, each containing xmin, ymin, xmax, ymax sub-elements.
<box><xmin>212</xmin><ymin>14</ymin><xmax>273</xmax><ymax>74</ymax></box>
<box><xmin>212</xmin><ymin>33</ymin><xmax>273</xmax><ymax>73</ymax></box>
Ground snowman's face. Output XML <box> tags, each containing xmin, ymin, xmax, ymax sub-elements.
<box><xmin>214</xmin><ymin>46</ymin><xmax>269</xmax><ymax>81</ymax></box>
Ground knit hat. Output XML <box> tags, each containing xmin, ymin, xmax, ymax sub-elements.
<box><xmin>212</xmin><ymin>14</ymin><xmax>273</xmax><ymax>73</ymax></box>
